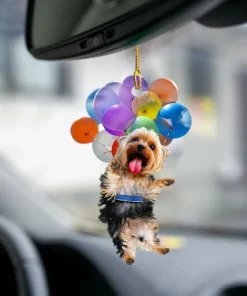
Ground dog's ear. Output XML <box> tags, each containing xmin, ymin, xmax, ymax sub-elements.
<box><xmin>118</xmin><ymin>136</ymin><xmax>127</xmax><ymax>145</ymax></box>
<box><xmin>162</xmin><ymin>145</ymin><xmax>171</xmax><ymax>160</ymax></box>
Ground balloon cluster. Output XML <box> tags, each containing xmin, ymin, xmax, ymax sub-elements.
<box><xmin>70</xmin><ymin>75</ymin><xmax>192</xmax><ymax>162</ymax></box>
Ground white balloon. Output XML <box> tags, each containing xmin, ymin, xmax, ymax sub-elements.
<box><xmin>92</xmin><ymin>130</ymin><xmax>117</xmax><ymax>163</ymax></box>
<box><xmin>132</xmin><ymin>87</ymin><xmax>143</xmax><ymax>97</ymax></box>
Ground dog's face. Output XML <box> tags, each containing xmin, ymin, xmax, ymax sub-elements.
<box><xmin>115</xmin><ymin>128</ymin><xmax>170</xmax><ymax>176</ymax></box>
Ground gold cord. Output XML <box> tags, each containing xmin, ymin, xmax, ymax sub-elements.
<box><xmin>134</xmin><ymin>46</ymin><xmax>142</xmax><ymax>89</ymax></box>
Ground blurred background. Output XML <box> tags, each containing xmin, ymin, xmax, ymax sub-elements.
<box><xmin>1</xmin><ymin>1</ymin><xmax>247</xmax><ymax>235</ymax></box>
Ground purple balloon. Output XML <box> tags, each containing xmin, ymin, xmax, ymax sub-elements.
<box><xmin>118</xmin><ymin>83</ymin><xmax>133</xmax><ymax>110</ymax></box>
<box><xmin>105</xmin><ymin>82</ymin><xmax>121</xmax><ymax>95</ymax></box>
<box><xmin>123</xmin><ymin>75</ymin><xmax>149</xmax><ymax>90</ymax></box>
<box><xmin>119</xmin><ymin>75</ymin><xmax>149</xmax><ymax>109</ymax></box>
<box><xmin>102</xmin><ymin>104</ymin><xmax>136</xmax><ymax>132</ymax></box>
<box><xmin>94</xmin><ymin>86</ymin><xmax>119</xmax><ymax>122</ymax></box>
<box><xmin>104</xmin><ymin>126</ymin><xmax>124</xmax><ymax>136</ymax></box>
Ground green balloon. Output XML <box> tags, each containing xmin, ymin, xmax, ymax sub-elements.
<box><xmin>127</xmin><ymin>116</ymin><xmax>159</xmax><ymax>134</ymax></box>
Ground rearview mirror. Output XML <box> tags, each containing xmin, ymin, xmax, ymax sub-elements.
<box><xmin>25</xmin><ymin>0</ymin><xmax>226</xmax><ymax>61</ymax></box>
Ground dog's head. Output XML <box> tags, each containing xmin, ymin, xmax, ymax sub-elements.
<box><xmin>115</xmin><ymin>127</ymin><xmax>170</xmax><ymax>176</ymax></box>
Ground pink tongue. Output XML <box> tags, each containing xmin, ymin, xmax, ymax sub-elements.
<box><xmin>128</xmin><ymin>158</ymin><xmax>142</xmax><ymax>174</ymax></box>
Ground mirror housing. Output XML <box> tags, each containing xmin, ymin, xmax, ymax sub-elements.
<box><xmin>26</xmin><ymin>0</ymin><xmax>225</xmax><ymax>60</ymax></box>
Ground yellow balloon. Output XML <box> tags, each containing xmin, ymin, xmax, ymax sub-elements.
<box><xmin>132</xmin><ymin>91</ymin><xmax>162</xmax><ymax>120</ymax></box>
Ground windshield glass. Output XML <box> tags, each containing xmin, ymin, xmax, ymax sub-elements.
<box><xmin>1</xmin><ymin>3</ymin><xmax>247</xmax><ymax>234</ymax></box>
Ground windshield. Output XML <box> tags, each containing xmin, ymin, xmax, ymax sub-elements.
<box><xmin>1</xmin><ymin>3</ymin><xmax>247</xmax><ymax>234</ymax></box>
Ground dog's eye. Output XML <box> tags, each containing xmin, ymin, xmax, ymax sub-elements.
<box><xmin>131</xmin><ymin>138</ymin><xmax>139</xmax><ymax>142</ymax></box>
<box><xmin>149</xmin><ymin>144</ymin><xmax>155</xmax><ymax>150</ymax></box>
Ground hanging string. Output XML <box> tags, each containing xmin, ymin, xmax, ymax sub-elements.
<box><xmin>90</xmin><ymin>135</ymin><xmax>112</xmax><ymax>155</ymax></box>
<box><xmin>134</xmin><ymin>45</ymin><xmax>142</xmax><ymax>90</ymax></box>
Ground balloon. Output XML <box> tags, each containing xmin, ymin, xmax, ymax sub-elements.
<box><xmin>159</xmin><ymin>134</ymin><xmax>173</xmax><ymax>146</ymax></box>
<box><xmin>122</xmin><ymin>75</ymin><xmax>149</xmax><ymax>90</ymax></box>
<box><xmin>86</xmin><ymin>89</ymin><xmax>100</xmax><ymax>123</ymax></box>
<box><xmin>104</xmin><ymin>126</ymin><xmax>124</xmax><ymax>136</ymax></box>
<box><xmin>94</xmin><ymin>86</ymin><xmax>119</xmax><ymax>122</ymax></box>
<box><xmin>102</xmin><ymin>104</ymin><xmax>136</xmax><ymax>132</ymax></box>
<box><xmin>105</xmin><ymin>82</ymin><xmax>121</xmax><ymax>95</ymax></box>
<box><xmin>119</xmin><ymin>75</ymin><xmax>148</xmax><ymax>109</ymax></box>
<box><xmin>156</xmin><ymin>103</ymin><xmax>192</xmax><ymax>139</ymax></box>
<box><xmin>70</xmin><ymin>117</ymin><xmax>99</xmax><ymax>144</ymax></box>
<box><xmin>111</xmin><ymin>139</ymin><xmax>119</xmax><ymax>156</ymax></box>
<box><xmin>132</xmin><ymin>88</ymin><xmax>144</xmax><ymax>98</ymax></box>
<box><xmin>132</xmin><ymin>94</ymin><xmax>147</xmax><ymax>115</ymax></box>
<box><xmin>118</xmin><ymin>83</ymin><xmax>133</xmax><ymax>109</ymax></box>
<box><xmin>127</xmin><ymin>116</ymin><xmax>159</xmax><ymax>134</ymax></box>
<box><xmin>132</xmin><ymin>91</ymin><xmax>162</xmax><ymax>119</ymax></box>
<box><xmin>149</xmin><ymin>78</ymin><xmax>178</xmax><ymax>105</ymax></box>
<box><xmin>92</xmin><ymin>130</ymin><xmax>117</xmax><ymax>162</ymax></box>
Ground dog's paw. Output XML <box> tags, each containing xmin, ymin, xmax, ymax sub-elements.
<box><xmin>160</xmin><ymin>248</ymin><xmax>170</xmax><ymax>255</ymax></box>
<box><xmin>163</xmin><ymin>178</ymin><xmax>175</xmax><ymax>187</ymax></box>
<box><xmin>125</xmin><ymin>258</ymin><xmax>135</xmax><ymax>265</ymax></box>
<box><xmin>110</xmin><ymin>159</ymin><xmax>121</xmax><ymax>171</ymax></box>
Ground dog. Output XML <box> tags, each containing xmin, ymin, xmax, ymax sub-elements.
<box><xmin>98</xmin><ymin>127</ymin><xmax>174</xmax><ymax>265</ymax></box>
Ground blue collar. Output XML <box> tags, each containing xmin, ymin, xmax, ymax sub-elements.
<box><xmin>115</xmin><ymin>194</ymin><xmax>143</xmax><ymax>203</ymax></box>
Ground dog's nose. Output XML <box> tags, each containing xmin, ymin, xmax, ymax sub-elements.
<box><xmin>139</xmin><ymin>236</ymin><xmax>144</xmax><ymax>242</ymax></box>
<box><xmin>137</xmin><ymin>144</ymin><xmax>145</xmax><ymax>152</ymax></box>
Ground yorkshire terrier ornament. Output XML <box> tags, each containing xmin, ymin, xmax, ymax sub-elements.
<box><xmin>98</xmin><ymin>127</ymin><xmax>174</xmax><ymax>265</ymax></box>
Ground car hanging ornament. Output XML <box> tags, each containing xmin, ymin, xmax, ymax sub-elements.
<box><xmin>70</xmin><ymin>45</ymin><xmax>192</xmax><ymax>265</ymax></box>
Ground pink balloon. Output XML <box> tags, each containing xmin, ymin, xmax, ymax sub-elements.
<box><xmin>102</xmin><ymin>104</ymin><xmax>136</xmax><ymax>132</ymax></box>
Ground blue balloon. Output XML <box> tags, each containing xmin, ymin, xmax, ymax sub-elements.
<box><xmin>156</xmin><ymin>103</ymin><xmax>192</xmax><ymax>139</ymax></box>
<box><xmin>86</xmin><ymin>89</ymin><xmax>100</xmax><ymax>123</ymax></box>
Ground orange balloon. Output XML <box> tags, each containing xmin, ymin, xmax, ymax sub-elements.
<box><xmin>149</xmin><ymin>78</ymin><xmax>178</xmax><ymax>105</ymax></box>
<box><xmin>111</xmin><ymin>139</ymin><xmax>119</xmax><ymax>157</ymax></box>
<box><xmin>159</xmin><ymin>134</ymin><xmax>173</xmax><ymax>146</ymax></box>
<box><xmin>70</xmin><ymin>117</ymin><xmax>99</xmax><ymax>144</ymax></box>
